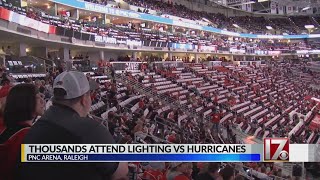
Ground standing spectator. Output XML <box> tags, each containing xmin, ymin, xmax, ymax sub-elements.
<box><xmin>211</xmin><ymin>109</ymin><xmax>221</xmax><ymax>133</ymax></box>
<box><xmin>14</xmin><ymin>71</ymin><xmax>128</xmax><ymax>180</ymax></box>
<box><xmin>110</xmin><ymin>64</ymin><xmax>115</xmax><ymax>79</ymax></box>
<box><xmin>5</xmin><ymin>46</ymin><xmax>13</xmax><ymax>55</ymax></box>
<box><xmin>34</xmin><ymin>79</ymin><xmax>42</xmax><ymax>89</ymax></box>
<box><xmin>139</xmin><ymin>98</ymin><xmax>145</xmax><ymax>110</ymax></box>
<box><xmin>44</xmin><ymin>80</ymin><xmax>53</xmax><ymax>99</ymax></box>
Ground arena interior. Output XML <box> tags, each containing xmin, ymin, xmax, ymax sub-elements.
<box><xmin>0</xmin><ymin>0</ymin><xmax>320</xmax><ymax>179</ymax></box>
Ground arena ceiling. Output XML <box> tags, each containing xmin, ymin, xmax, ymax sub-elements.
<box><xmin>207</xmin><ymin>0</ymin><xmax>320</xmax><ymax>14</ymax></box>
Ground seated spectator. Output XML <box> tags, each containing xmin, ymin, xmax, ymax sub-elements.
<box><xmin>14</xmin><ymin>71</ymin><xmax>128</xmax><ymax>180</ymax></box>
<box><xmin>167</xmin><ymin>162</ymin><xmax>193</xmax><ymax>180</ymax></box>
<box><xmin>195</xmin><ymin>163</ymin><xmax>221</xmax><ymax>180</ymax></box>
<box><xmin>234</xmin><ymin>175</ymin><xmax>244</xmax><ymax>180</ymax></box>
<box><xmin>0</xmin><ymin>84</ymin><xmax>44</xmax><ymax>180</ymax></box>
<box><xmin>0</xmin><ymin>84</ymin><xmax>45</xmax><ymax>143</ymax></box>
<box><xmin>292</xmin><ymin>163</ymin><xmax>302</xmax><ymax>180</ymax></box>
<box><xmin>142</xmin><ymin>162</ymin><xmax>166</xmax><ymax>180</ymax></box>
<box><xmin>1</xmin><ymin>75</ymin><xmax>11</xmax><ymax>86</ymax></box>
<box><xmin>166</xmin><ymin>131</ymin><xmax>176</xmax><ymax>143</ymax></box>
<box><xmin>219</xmin><ymin>165</ymin><xmax>235</xmax><ymax>180</ymax></box>
<box><xmin>0</xmin><ymin>85</ymin><xmax>11</xmax><ymax>132</ymax></box>
<box><xmin>248</xmin><ymin>166</ymin><xmax>270</xmax><ymax>179</ymax></box>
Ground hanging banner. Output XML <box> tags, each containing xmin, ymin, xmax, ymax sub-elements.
<box><xmin>278</xmin><ymin>6</ymin><xmax>284</xmax><ymax>15</ymax></box>
<box><xmin>286</xmin><ymin>6</ymin><xmax>293</xmax><ymax>14</ymax></box>
<box><xmin>306</xmin><ymin>8</ymin><xmax>313</xmax><ymax>15</ymax></box>
<box><xmin>198</xmin><ymin>45</ymin><xmax>217</xmax><ymax>52</ymax></box>
<box><xmin>242</xmin><ymin>0</ymin><xmax>247</xmax><ymax>11</ymax></box>
<box><xmin>270</xmin><ymin>1</ymin><xmax>277</xmax><ymax>14</ymax></box>
<box><xmin>0</xmin><ymin>7</ymin><xmax>56</xmax><ymax>34</ymax></box>
<box><xmin>246</xmin><ymin>2</ymin><xmax>252</xmax><ymax>12</ymax></box>
<box><xmin>226</xmin><ymin>0</ymin><xmax>242</xmax><ymax>5</ymax></box>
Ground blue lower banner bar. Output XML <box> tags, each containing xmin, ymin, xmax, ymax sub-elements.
<box><xmin>26</xmin><ymin>154</ymin><xmax>261</xmax><ymax>162</ymax></box>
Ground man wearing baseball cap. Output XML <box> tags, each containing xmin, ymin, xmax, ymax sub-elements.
<box><xmin>15</xmin><ymin>71</ymin><xmax>128</xmax><ymax>180</ymax></box>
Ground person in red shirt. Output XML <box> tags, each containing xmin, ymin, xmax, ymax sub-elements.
<box><xmin>0</xmin><ymin>84</ymin><xmax>11</xmax><ymax>132</ymax></box>
<box><xmin>224</xmin><ymin>78</ymin><xmax>228</xmax><ymax>86</ymax></box>
<box><xmin>228</xmin><ymin>96</ymin><xmax>236</xmax><ymax>106</ymax></box>
<box><xmin>204</xmin><ymin>91</ymin><xmax>209</xmax><ymax>98</ymax></box>
<box><xmin>141</xmin><ymin>64</ymin><xmax>147</xmax><ymax>72</ymax></box>
<box><xmin>262</xmin><ymin>116</ymin><xmax>268</xmax><ymax>124</ymax></box>
<box><xmin>316</xmin><ymin>103</ymin><xmax>320</xmax><ymax>112</ymax></box>
<box><xmin>167</xmin><ymin>131</ymin><xmax>176</xmax><ymax>143</ymax></box>
<box><xmin>211</xmin><ymin>110</ymin><xmax>221</xmax><ymax>133</ymax></box>
<box><xmin>142</xmin><ymin>162</ymin><xmax>166</xmax><ymax>180</ymax></box>
<box><xmin>213</xmin><ymin>95</ymin><xmax>218</xmax><ymax>105</ymax></box>
<box><xmin>139</xmin><ymin>98</ymin><xmax>145</xmax><ymax>109</ymax></box>
<box><xmin>143</xmin><ymin>169</ymin><xmax>166</xmax><ymax>180</ymax></box>
<box><xmin>167</xmin><ymin>162</ymin><xmax>192</xmax><ymax>180</ymax></box>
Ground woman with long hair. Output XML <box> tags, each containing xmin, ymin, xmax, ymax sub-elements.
<box><xmin>0</xmin><ymin>83</ymin><xmax>45</xmax><ymax>143</ymax></box>
<box><xmin>0</xmin><ymin>83</ymin><xmax>45</xmax><ymax>180</ymax></box>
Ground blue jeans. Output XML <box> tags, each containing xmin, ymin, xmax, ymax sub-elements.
<box><xmin>212</xmin><ymin>123</ymin><xmax>219</xmax><ymax>132</ymax></box>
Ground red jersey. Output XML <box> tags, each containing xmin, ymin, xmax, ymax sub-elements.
<box><xmin>142</xmin><ymin>170</ymin><xmax>166</xmax><ymax>180</ymax></box>
<box><xmin>211</xmin><ymin>113</ymin><xmax>221</xmax><ymax>123</ymax></box>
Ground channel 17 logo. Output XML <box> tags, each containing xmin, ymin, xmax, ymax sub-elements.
<box><xmin>264</xmin><ymin>138</ymin><xmax>289</xmax><ymax>161</ymax></box>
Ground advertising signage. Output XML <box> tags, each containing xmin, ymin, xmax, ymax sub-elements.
<box><xmin>94</xmin><ymin>36</ymin><xmax>142</xmax><ymax>46</ymax></box>
<box><xmin>171</xmin><ymin>43</ymin><xmax>197</xmax><ymax>50</ymax></box>
<box><xmin>0</xmin><ymin>7</ymin><xmax>56</xmax><ymax>34</ymax></box>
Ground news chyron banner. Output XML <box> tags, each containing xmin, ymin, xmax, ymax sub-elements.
<box><xmin>20</xmin><ymin>138</ymin><xmax>320</xmax><ymax>162</ymax></box>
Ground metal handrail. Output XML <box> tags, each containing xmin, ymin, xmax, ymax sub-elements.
<box><xmin>133</xmin><ymin>133</ymin><xmax>172</xmax><ymax>144</ymax></box>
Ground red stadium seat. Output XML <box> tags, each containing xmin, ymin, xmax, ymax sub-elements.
<box><xmin>0</xmin><ymin>127</ymin><xmax>30</xmax><ymax>180</ymax></box>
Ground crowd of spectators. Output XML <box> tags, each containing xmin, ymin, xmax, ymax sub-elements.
<box><xmin>268</xmin><ymin>18</ymin><xmax>298</xmax><ymax>35</ymax></box>
<box><xmin>2</xmin><ymin>2</ymin><xmax>319</xmax><ymax>54</ymax></box>
<box><xmin>84</xmin><ymin>0</ymin><xmax>109</xmax><ymax>6</ymax></box>
<box><xmin>84</xmin><ymin>0</ymin><xmax>117</xmax><ymax>6</ymax></box>
<box><xmin>2</xmin><ymin>0</ymin><xmax>319</xmax><ymax>36</ymax></box>
<box><xmin>123</xmin><ymin>0</ymin><xmax>316</xmax><ymax>35</ymax></box>
<box><xmin>0</xmin><ymin>57</ymin><xmax>317</xmax><ymax>179</ymax></box>
<box><xmin>230</xmin><ymin>16</ymin><xmax>270</xmax><ymax>34</ymax></box>
<box><xmin>290</xmin><ymin>16</ymin><xmax>315</xmax><ymax>29</ymax></box>
<box><xmin>1</xmin><ymin>1</ymin><xmax>320</xmax><ymax>178</ymax></box>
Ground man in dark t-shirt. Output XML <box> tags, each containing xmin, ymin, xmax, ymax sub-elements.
<box><xmin>15</xmin><ymin>71</ymin><xmax>128</xmax><ymax>180</ymax></box>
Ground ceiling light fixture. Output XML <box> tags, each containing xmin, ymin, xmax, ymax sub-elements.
<box><xmin>266</xmin><ymin>26</ymin><xmax>273</xmax><ymax>30</ymax></box>
<box><xmin>233</xmin><ymin>24</ymin><xmax>239</xmax><ymax>28</ymax></box>
<box><xmin>302</xmin><ymin>7</ymin><xmax>311</xmax><ymax>11</ymax></box>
